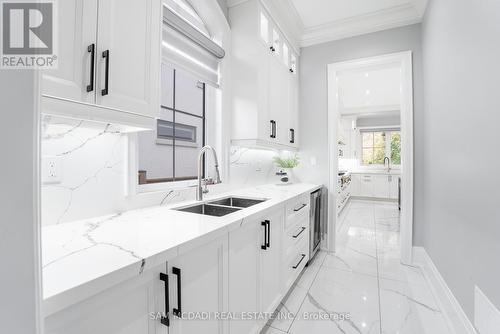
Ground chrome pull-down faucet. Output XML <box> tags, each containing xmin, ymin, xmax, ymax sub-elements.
<box><xmin>384</xmin><ymin>157</ymin><xmax>391</xmax><ymax>173</ymax></box>
<box><xmin>197</xmin><ymin>145</ymin><xmax>221</xmax><ymax>201</ymax></box>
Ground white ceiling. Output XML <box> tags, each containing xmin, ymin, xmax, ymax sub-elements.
<box><xmin>285</xmin><ymin>0</ymin><xmax>428</xmax><ymax>47</ymax></box>
<box><xmin>338</xmin><ymin>63</ymin><xmax>402</xmax><ymax>116</ymax></box>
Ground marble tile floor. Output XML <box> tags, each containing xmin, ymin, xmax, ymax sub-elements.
<box><xmin>262</xmin><ymin>200</ymin><xmax>453</xmax><ymax>334</ymax></box>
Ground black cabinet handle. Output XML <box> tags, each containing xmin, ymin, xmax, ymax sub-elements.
<box><xmin>266</xmin><ymin>220</ymin><xmax>270</xmax><ymax>248</ymax></box>
<box><xmin>293</xmin><ymin>254</ymin><xmax>306</xmax><ymax>269</ymax></box>
<box><xmin>289</xmin><ymin>68</ymin><xmax>294</xmax><ymax>73</ymax></box>
<box><xmin>293</xmin><ymin>227</ymin><xmax>306</xmax><ymax>238</ymax></box>
<box><xmin>159</xmin><ymin>272</ymin><xmax>170</xmax><ymax>327</ymax></box>
<box><xmin>270</xmin><ymin>46</ymin><xmax>275</xmax><ymax>52</ymax></box>
<box><xmin>290</xmin><ymin>128</ymin><xmax>295</xmax><ymax>143</ymax></box>
<box><xmin>172</xmin><ymin>267</ymin><xmax>182</xmax><ymax>317</ymax></box>
<box><xmin>294</xmin><ymin>203</ymin><xmax>307</xmax><ymax>212</ymax></box>
<box><xmin>86</xmin><ymin>44</ymin><xmax>95</xmax><ymax>92</ymax></box>
<box><xmin>101</xmin><ymin>50</ymin><xmax>110</xmax><ymax>96</ymax></box>
<box><xmin>261</xmin><ymin>221</ymin><xmax>267</xmax><ymax>250</ymax></box>
<box><xmin>270</xmin><ymin>120</ymin><xmax>276</xmax><ymax>138</ymax></box>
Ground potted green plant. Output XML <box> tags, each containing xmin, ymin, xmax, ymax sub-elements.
<box><xmin>273</xmin><ymin>154</ymin><xmax>300</xmax><ymax>184</ymax></box>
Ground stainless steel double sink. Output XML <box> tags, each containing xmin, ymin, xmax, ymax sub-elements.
<box><xmin>175</xmin><ymin>197</ymin><xmax>267</xmax><ymax>217</ymax></box>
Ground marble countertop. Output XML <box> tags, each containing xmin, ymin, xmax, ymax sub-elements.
<box><xmin>42</xmin><ymin>183</ymin><xmax>321</xmax><ymax>315</ymax></box>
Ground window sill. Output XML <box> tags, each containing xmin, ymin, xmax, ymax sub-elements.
<box><xmin>137</xmin><ymin>179</ymin><xmax>197</xmax><ymax>194</ymax></box>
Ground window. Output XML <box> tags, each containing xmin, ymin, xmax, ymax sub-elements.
<box><xmin>137</xmin><ymin>64</ymin><xmax>206</xmax><ymax>185</ymax></box>
<box><xmin>361</xmin><ymin>130</ymin><xmax>401</xmax><ymax>165</ymax></box>
<box><xmin>282</xmin><ymin>43</ymin><xmax>289</xmax><ymax>67</ymax></box>
<box><xmin>272</xmin><ymin>28</ymin><xmax>280</xmax><ymax>56</ymax></box>
<box><xmin>290</xmin><ymin>54</ymin><xmax>297</xmax><ymax>73</ymax></box>
<box><xmin>259</xmin><ymin>12</ymin><xmax>269</xmax><ymax>45</ymax></box>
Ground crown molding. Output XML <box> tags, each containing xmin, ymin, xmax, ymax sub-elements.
<box><xmin>300</xmin><ymin>3</ymin><xmax>423</xmax><ymax>47</ymax></box>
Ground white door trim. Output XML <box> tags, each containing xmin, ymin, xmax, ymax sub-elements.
<box><xmin>327</xmin><ymin>51</ymin><xmax>414</xmax><ymax>264</ymax></box>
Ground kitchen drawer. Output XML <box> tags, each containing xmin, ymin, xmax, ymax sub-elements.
<box><xmin>285</xmin><ymin>193</ymin><xmax>310</xmax><ymax>228</ymax></box>
<box><xmin>283</xmin><ymin>239</ymin><xmax>309</xmax><ymax>291</ymax></box>
<box><xmin>284</xmin><ymin>216</ymin><xmax>309</xmax><ymax>258</ymax></box>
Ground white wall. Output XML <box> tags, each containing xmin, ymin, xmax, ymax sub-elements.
<box><xmin>421</xmin><ymin>0</ymin><xmax>500</xmax><ymax>318</ymax></box>
<box><xmin>0</xmin><ymin>71</ymin><xmax>42</xmax><ymax>333</ymax></box>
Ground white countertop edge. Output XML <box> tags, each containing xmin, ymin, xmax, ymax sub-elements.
<box><xmin>42</xmin><ymin>183</ymin><xmax>322</xmax><ymax>316</ymax></box>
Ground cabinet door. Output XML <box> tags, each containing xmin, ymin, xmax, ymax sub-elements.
<box><xmin>228</xmin><ymin>220</ymin><xmax>262</xmax><ymax>334</ymax></box>
<box><xmin>45</xmin><ymin>264</ymin><xmax>166</xmax><ymax>334</ymax></box>
<box><xmin>260</xmin><ymin>209</ymin><xmax>284</xmax><ymax>316</ymax></box>
<box><xmin>96</xmin><ymin>0</ymin><xmax>161</xmax><ymax>118</ymax></box>
<box><xmin>359</xmin><ymin>175</ymin><xmax>374</xmax><ymax>197</ymax></box>
<box><xmin>288</xmin><ymin>75</ymin><xmax>299</xmax><ymax>148</ymax></box>
<box><xmin>168</xmin><ymin>236</ymin><xmax>228</xmax><ymax>334</ymax></box>
<box><xmin>42</xmin><ymin>0</ymin><xmax>98</xmax><ymax>103</ymax></box>
<box><xmin>350</xmin><ymin>175</ymin><xmax>360</xmax><ymax>196</ymax></box>
<box><xmin>268</xmin><ymin>55</ymin><xmax>290</xmax><ymax>146</ymax></box>
<box><xmin>389</xmin><ymin>175</ymin><xmax>399</xmax><ymax>199</ymax></box>
<box><xmin>373</xmin><ymin>175</ymin><xmax>390</xmax><ymax>198</ymax></box>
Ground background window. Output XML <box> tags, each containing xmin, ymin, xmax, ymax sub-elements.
<box><xmin>361</xmin><ymin>130</ymin><xmax>401</xmax><ymax>165</ymax></box>
<box><xmin>138</xmin><ymin>64</ymin><xmax>205</xmax><ymax>184</ymax></box>
<box><xmin>390</xmin><ymin>131</ymin><xmax>401</xmax><ymax>164</ymax></box>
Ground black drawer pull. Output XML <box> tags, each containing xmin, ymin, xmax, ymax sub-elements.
<box><xmin>293</xmin><ymin>227</ymin><xmax>306</xmax><ymax>238</ymax></box>
<box><xmin>261</xmin><ymin>221</ymin><xmax>267</xmax><ymax>250</ymax></box>
<box><xmin>172</xmin><ymin>267</ymin><xmax>182</xmax><ymax>317</ymax></box>
<box><xmin>293</xmin><ymin>254</ymin><xmax>306</xmax><ymax>269</ymax></box>
<box><xmin>294</xmin><ymin>203</ymin><xmax>307</xmax><ymax>212</ymax></box>
<box><xmin>101</xmin><ymin>50</ymin><xmax>110</xmax><ymax>96</ymax></box>
<box><xmin>86</xmin><ymin>44</ymin><xmax>95</xmax><ymax>92</ymax></box>
<box><xmin>290</xmin><ymin>128</ymin><xmax>295</xmax><ymax>143</ymax></box>
<box><xmin>159</xmin><ymin>272</ymin><xmax>170</xmax><ymax>327</ymax></box>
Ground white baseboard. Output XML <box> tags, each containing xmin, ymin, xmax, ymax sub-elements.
<box><xmin>412</xmin><ymin>247</ymin><xmax>477</xmax><ymax>334</ymax></box>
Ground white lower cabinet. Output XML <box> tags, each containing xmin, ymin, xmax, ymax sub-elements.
<box><xmin>259</xmin><ymin>210</ymin><xmax>284</xmax><ymax>315</ymax></box>
<box><xmin>44</xmin><ymin>264</ymin><xmax>166</xmax><ymax>334</ymax></box>
<box><xmin>351</xmin><ymin>173</ymin><xmax>400</xmax><ymax>200</ymax></box>
<box><xmin>228</xmin><ymin>207</ymin><xmax>284</xmax><ymax>333</ymax></box>
<box><xmin>388</xmin><ymin>175</ymin><xmax>399</xmax><ymax>200</ymax></box>
<box><xmin>166</xmin><ymin>235</ymin><xmax>228</xmax><ymax>334</ymax></box>
<box><xmin>45</xmin><ymin>195</ymin><xmax>311</xmax><ymax>334</ymax></box>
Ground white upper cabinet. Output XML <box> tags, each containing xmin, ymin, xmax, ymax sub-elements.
<box><xmin>41</xmin><ymin>0</ymin><xmax>98</xmax><ymax>104</ymax></box>
<box><xmin>230</xmin><ymin>0</ymin><xmax>299</xmax><ymax>150</ymax></box>
<box><xmin>41</xmin><ymin>0</ymin><xmax>161</xmax><ymax>129</ymax></box>
<box><xmin>96</xmin><ymin>0</ymin><xmax>160</xmax><ymax>118</ymax></box>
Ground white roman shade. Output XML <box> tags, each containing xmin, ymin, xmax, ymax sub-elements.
<box><xmin>162</xmin><ymin>5</ymin><xmax>225</xmax><ymax>86</ymax></box>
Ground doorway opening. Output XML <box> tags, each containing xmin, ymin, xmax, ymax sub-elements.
<box><xmin>327</xmin><ymin>52</ymin><xmax>414</xmax><ymax>264</ymax></box>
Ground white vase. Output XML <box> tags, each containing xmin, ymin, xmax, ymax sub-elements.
<box><xmin>277</xmin><ymin>168</ymin><xmax>294</xmax><ymax>185</ymax></box>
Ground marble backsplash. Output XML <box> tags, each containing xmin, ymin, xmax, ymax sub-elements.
<box><xmin>41</xmin><ymin>116</ymin><xmax>127</xmax><ymax>226</ymax></box>
<box><xmin>41</xmin><ymin>116</ymin><xmax>286</xmax><ymax>226</ymax></box>
<box><xmin>229</xmin><ymin>146</ymin><xmax>280</xmax><ymax>186</ymax></box>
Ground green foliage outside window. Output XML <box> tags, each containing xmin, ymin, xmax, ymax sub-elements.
<box><xmin>361</xmin><ymin>131</ymin><xmax>401</xmax><ymax>165</ymax></box>
<box><xmin>391</xmin><ymin>132</ymin><xmax>401</xmax><ymax>164</ymax></box>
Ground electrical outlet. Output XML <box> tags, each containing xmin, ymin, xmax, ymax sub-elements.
<box><xmin>42</xmin><ymin>156</ymin><xmax>62</xmax><ymax>184</ymax></box>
